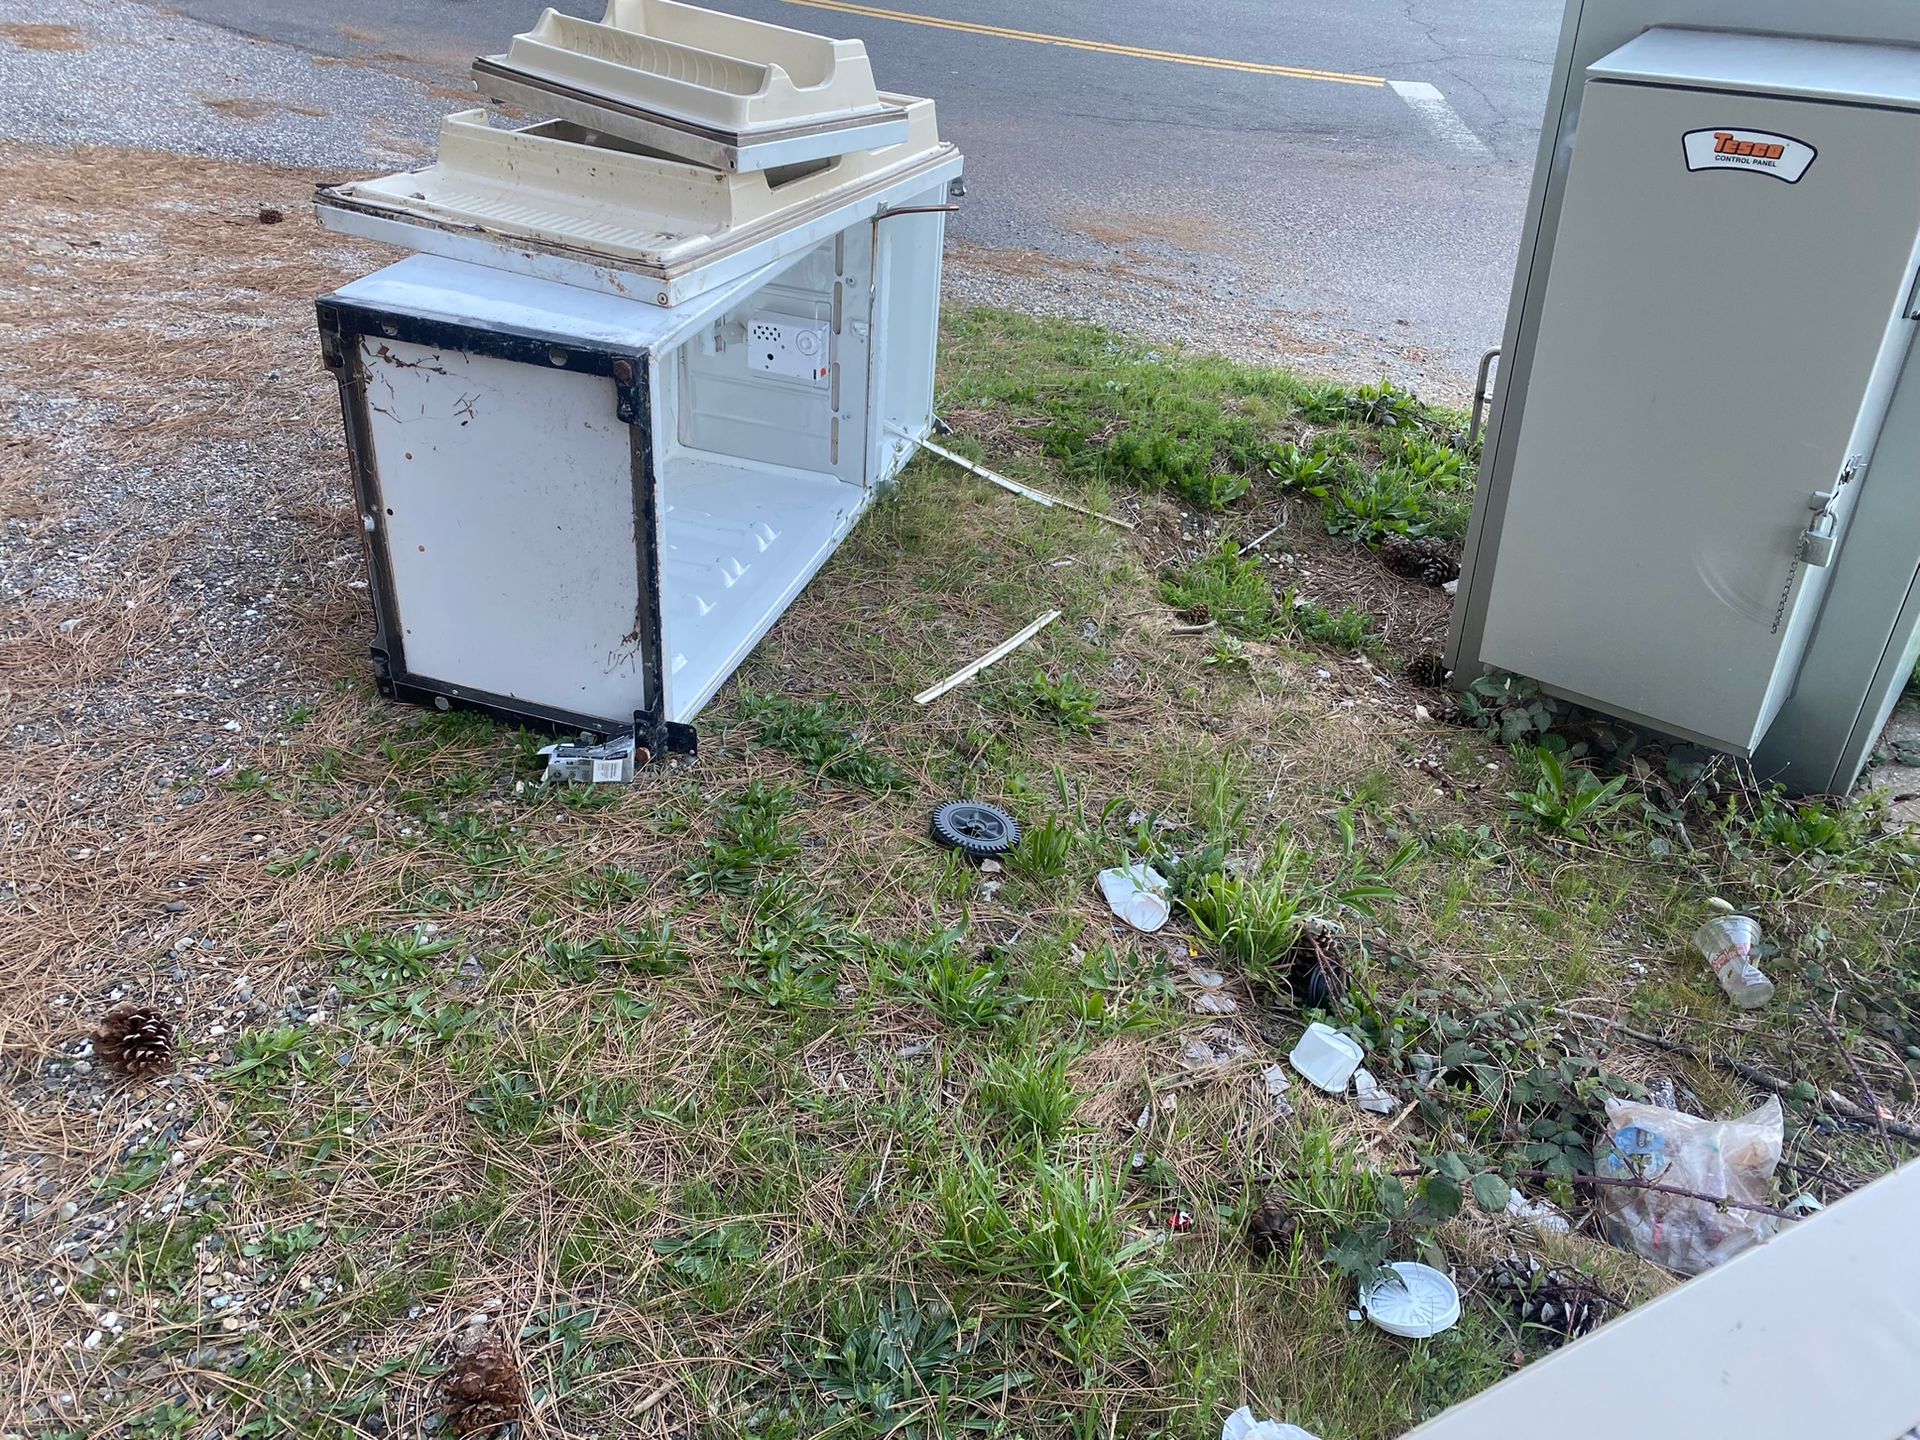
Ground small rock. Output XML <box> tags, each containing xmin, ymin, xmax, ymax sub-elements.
<box><xmin>221</xmin><ymin>720</ymin><xmax>242</xmax><ymax>733</ymax></box>
<box><xmin>71</xmin><ymin>1060</ymin><xmax>92</xmax><ymax>1077</ymax></box>
<box><xmin>81</xmin><ymin>1331</ymin><xmax>102</xmax><ymax>1351</ymax></box>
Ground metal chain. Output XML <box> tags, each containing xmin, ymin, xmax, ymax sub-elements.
<box><xmin>1770</xmin><ymin>455</ymin><xmax>1857</xmax><ymax>636</ymax></box>
<box><xmin>1770</xmin><ymin>548</ymin><xmax>1802</xmax><ymax>636</ymax></box>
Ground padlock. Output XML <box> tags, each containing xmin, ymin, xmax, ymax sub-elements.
<box><xmin>1802</xmin><ymin>519</ymin><xmax>1838</xmax><ymax>568</ymax></box>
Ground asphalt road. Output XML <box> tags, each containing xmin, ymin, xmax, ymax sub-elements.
<box><xmin>145</xmin><ymin>0</ymin><xmax>1564</xmax><ymax>391</ymax></box>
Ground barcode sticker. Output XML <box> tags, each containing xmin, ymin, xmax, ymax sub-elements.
<box><xmin>592</xmin><ymin>758</ymin><xmax>625</xmax><ymax>784</ymax></box>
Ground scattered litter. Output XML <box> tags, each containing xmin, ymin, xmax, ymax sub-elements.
<box><xmin>1594</xmin><ymin>1094</ymin><xmax>1784</xmax><ymax>1275</ymax></box>
<box><xmin>928</xmin><ymin>800</ymin><xmax>1021</xmax><ymax>858</ymax></box>
<box><xmin>1167</xmin><ymin>1209</ymin><xmax>1194</xmax><ymax>1232</ymax></box>
<box><xmin>1260</xmin><ymin>1063</ymin><xmax>1295</xmax><ymax>1116</ymax></box>
<box><xmin>1221</xmin><ymin>1406</ymin><xmax>1322</xmax><ymax>1440</ymax></box>
<box><xmin>1441</xmin><ymin>578</ymin><xmax>1459</xmax><ymax>596</ymax></box>
<box><xmin>539</xmin><ymin>733</ymin><xmax>635</xmax><ymax>784</ymax></box>
<box><xmin>906</xmin><ymin>431</ymin><xmax>1136</xmax><ymax>529</ymax></box>
<box><xmin>1183</xmin><ymin>1027</ymin><xmax>1254</xmax><ymax>1069</ymax></box>
<box><xmin>1352</xmin><ymin>1066</ymin><xmax>1397</xmax><ymax>1115</ymax></box>
<box><xmin>914</xmin><ymin>609</ymin><xmax>1061</xmax><ymax>705</ymax></box>
<box><xmin>1288</xmin><ymin>1022</ymin><xmax>1363</xmax><ymax>1093</ymax></box>
<box><xmin>1692</xmin><ymin>911</ymin><xmax>1774</xmax><ymax>1008</ymax></box>
<box><xmin>1188</xmin><ymin>967</ymin><xmax>1238</xmax><ymax>1015</ymax></box>
<box><xmin>1132</xmin><ymin>1094</ymin><xmax>1177</xmax><ymax>1170</ymax></box>
<box><xmin>1504</xmin><ymin>1189</ymin><xmax>1573</xmax><ymax>1237</ymax></box>
<box><xmin>1410</xmin><ymin>1051</ymin><xmax>1440</xmax><ymax>1090</ymax></box>
<box><xmin>1359</xmin><ymin>1261</ymin><xmax>1461</xmax><ymax>1338</ymax></box>
<box><xmin>1786</xmin><ymin>1193</ymin><xmax>1825</xmax><ymax>1215</ymax></box>
<box><xmin>1134</xmin><ymin>1094</ymin><xmax>1177</xmax><ymax>1131</ymax></box>
<box><xmin>1098</xmin><ymin>863</ymin><xmax>1171</xmax><ymax>932</ymax></box>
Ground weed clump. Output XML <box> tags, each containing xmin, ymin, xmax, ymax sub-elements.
<box><xmin>739</xmin><ymin>689</ymin><xmax>904</xmax><ymax>790</ymax></box>
<box><xmin>1160</xmin><ymin>541</ymin><xmax>1275</xmax><ymax>637</ymax></box>
<box><xmin>1026</xmin><ymin>669</ymin><xmax>1101</xmax><ymax>731</ymax></box>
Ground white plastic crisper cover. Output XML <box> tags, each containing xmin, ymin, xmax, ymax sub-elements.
<box><xmin>314</xmin><ymin>99</ymin><xmax>952</xmax><ymax>282</ymax></box>
<box><xmin>489</xmin><ymin>0</ymin><xmax>902</xmax><ymax>136</ymax></box>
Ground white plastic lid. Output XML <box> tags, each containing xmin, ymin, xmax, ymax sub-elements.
<box><xmin>1360</xmin><ymin>1262</ymin><xmax>1462</xmax><ymax>1338</ymax></box>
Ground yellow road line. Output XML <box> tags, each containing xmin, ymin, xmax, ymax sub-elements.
<box><xmin>774</xmin><ymin>0</ymin><xmax>1386</xmax><ymax>86</ymax></box>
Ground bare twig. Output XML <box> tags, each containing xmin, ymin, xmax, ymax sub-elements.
<box><xmin>1813</xmin><ymin>1001</ymin><xmax>1898</xmax><ymax>1169</ymax></box>
<box><xmin>1388</xmin><ymin>1166</ymin><xmax>1801</xmax><ymax>1221</ymax></box>
<box><xmin>1556</xmin><ymin>1006</ymin><xmax>1920</xmax><ymax>1146</ymax></box>
<box><xmin>1509</xmin><ymin>1168</ymin><xmax>1800</xmax><ymax>1221</ymax></box>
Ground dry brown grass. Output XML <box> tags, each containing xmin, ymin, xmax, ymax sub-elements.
<box><xmin>200</xmin><ymin>96</ymin><xmax>333</xmax><ymax>121</ymax></box>
<box><xmin>0</xmin><ymin>21</ymin><xmax>86</xmax><ymax>51</ymax></box>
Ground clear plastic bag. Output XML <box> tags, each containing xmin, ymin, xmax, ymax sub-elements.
<box><xmin>1594</xmin><ymin>1095</ymin><xmax>1783</xmax><ymax>1276</ymax></box>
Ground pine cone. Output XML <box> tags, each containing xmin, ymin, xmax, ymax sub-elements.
<box><xmin>1244</xmin><ymin>1194</ymin><xmax>1298</xmax><ymax>1260</ymax></box>
<box><xmin>90</xmin><ymin>1001</ymin><xmax>177</xmax><ymax>1077</ymax></box>
<box><xmin>443</xmin><ymin>1330</ymin><xmax>525</xmax><ymax>1436</ymax></box>
<box><xmin>1478</xmin><ymin>1255</ymin><xmax>1617</xmax><ymax>1345</ymax></box>
<box><xmin>1405</xmin><ymin>653</ymin><xmax>1449</xmax><ymax>687</ymax></box>
<box><xmin>1379</xmin><ymin>534</ymin><xmax>1460</xmax><ymax>586</ymax></box>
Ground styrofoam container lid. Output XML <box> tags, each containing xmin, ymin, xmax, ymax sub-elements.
<box><xmin>1359</xmin><ymin>1262</ymin><xmax>1461</xmax><ymax>1338</ymax></box>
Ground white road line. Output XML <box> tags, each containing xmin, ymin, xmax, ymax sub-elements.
<box><xmin>1389</xmin><ymin>79</ymin><xmax>1491</xmax><ymax>159</ymax></box>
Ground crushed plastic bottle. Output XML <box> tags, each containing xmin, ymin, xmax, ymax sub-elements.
<box><xmin>1691</xmin><ymin>913</ymin><xmax>1774</xmax><ymax>1009</ymax></box>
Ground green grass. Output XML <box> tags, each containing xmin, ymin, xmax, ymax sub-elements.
<box><xmin>1285</xmin><ymin>592</ymin><xmax>1380</xmax><ymax>655</ymax></box>
<box><xmin>1162</xmin><ymin>541</ymin><xmax>1277</xmax><ymax>637</ymax></box>
<box><xmin>36</xmin><ymin>303</ymin><xmax>1920</xmax><ymax>1440</ymax></box>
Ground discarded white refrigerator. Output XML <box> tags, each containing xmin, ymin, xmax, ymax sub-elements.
<box><xmin>314</xmin><ymin>0</ymin><xmax>962</xmax><ymax>754</ymax></box>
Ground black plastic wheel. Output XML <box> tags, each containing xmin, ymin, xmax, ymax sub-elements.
<box><xmin>930</xmin><ymin>801</ymin><xmax>1021</xmax><ymax>858</ymax></box>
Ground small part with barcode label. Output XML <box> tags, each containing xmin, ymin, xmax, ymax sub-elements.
<box><xmin>539</xmin><ymin>734</ymin><xmax>636</xmax><ymax>785</ymax></box>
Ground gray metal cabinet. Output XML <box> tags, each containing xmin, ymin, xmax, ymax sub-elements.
<box><xmin>1460</xmin><ymin>24</ymin><xmax>1920</xmax><ymax>763</ymax></box>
